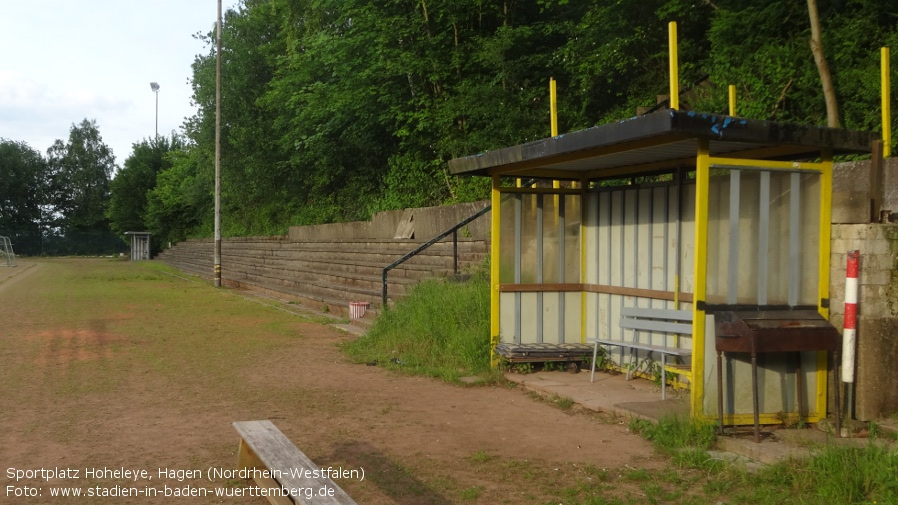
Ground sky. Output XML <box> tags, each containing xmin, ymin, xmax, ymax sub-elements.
<box><xmin>0</xmin><ymin>0</ymin><xmax>240</xmax><ymax>168</ymax></box>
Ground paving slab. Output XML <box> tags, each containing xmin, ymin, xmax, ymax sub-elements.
<box><xmin>505</xmin><ymin>370</ymin><xmax>688</xmax><ymax>421</ymax></box>
<box><xmin>505</xmin><ymin>368</ymin><xmax>895</xmax><ymax>466</ymax></box>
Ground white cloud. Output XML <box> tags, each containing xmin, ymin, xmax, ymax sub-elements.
<box><xmin>0</xmin><ymin>0</ymin><xmax>239</xmax><ymax>164</ymax></box>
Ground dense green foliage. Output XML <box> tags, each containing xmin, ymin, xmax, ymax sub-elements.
<box><xmin>45</xmin><ymin>119</ymin><xmax>117</xmax><ymax>234</ymax></box>
<box><xmin>342</xmin><ymin>271</ymin><xmax>493</xmax><ymax>382</ymax></box>
<box><xmin>108</xmin><ymin>135</ymin><xmax>186</xmax><ymax>253</ymax></box>
<box><xmin>0</xmin><ymin>140</ymin><xmax>44</xmax><ymax>250</ymax></box>
<box><xmin>3</xmin><ymin>1</ymin><xmax>898</xmax><ymax>247</ymax></box>
<box><xmin>166</xmin><ymin>0</ymin><xmax>898</xmax><ymax>238</ymax></box>
<box><xmin>1</xmin><ymin>120</ymin><xmax>127</xmax><ymax>256</ymax></box>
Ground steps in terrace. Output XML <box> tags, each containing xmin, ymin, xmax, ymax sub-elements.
<box><xmin>156</xmin><ymin>237</ymin><xmax>489</xmax><ymax>319</ymax></box>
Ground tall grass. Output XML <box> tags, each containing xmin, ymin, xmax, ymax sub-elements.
<box><xmin>341</xmin><ymin>270</ymin><xmax>493</xmax><ymax>382</ymax></box>
<box><xmin>628</xmin><ymin>414</ymin><xmax>720</xmax><ymax>469</ymax></box>
<box><xmin>798</xmin><ymin>441</ymin><xmax>898</xmax><ymax>503</ymax></box>
<box><xmin>627</xmin><ymin>414</ymin><xmax>898</xmax><ymax>504</ymax></box>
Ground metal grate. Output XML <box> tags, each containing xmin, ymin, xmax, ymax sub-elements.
<box><xmin>495</xmin><ymin>343</ymin><xmax>593</xmax><ymax>363</ymax></box>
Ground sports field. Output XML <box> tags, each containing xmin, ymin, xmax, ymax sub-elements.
<box><xmin>0</xmin><ymin>258</ymin><xmax>659</xmax><ymax>504</ymax></box>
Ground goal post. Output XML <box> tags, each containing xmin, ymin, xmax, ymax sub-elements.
<box><xmin>0</xmin><ymin>236</ymin><xmax>17</xmax><ymax>267</ymax></box>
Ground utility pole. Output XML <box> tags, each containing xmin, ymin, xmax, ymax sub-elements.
<box><xmin>150</xmin><ymin>82</ymin><xmax>160</xmax><ymax>139</ymax></box>
<box><xmin>214</xmin><ymin>0</ymin><xmax>222</xmax><ymax>287</ymax></box>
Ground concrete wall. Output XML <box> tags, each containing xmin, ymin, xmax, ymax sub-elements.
<box><xmin>829</xmin><ymin>157</ymin><xmax>898</xmax><ymax>420</ymax></box>
<box><xmin>288</xmin><ymin>201</ymin><xmax>491</xmax><ymax>241</ymax></box>
<box><xmin>829</xmin><ymin>224</ymin><xmax>898</xmax><ymax>421</ymax></box>
<box><xmin>832</xmin><ymin>157</ymin><xmax>898</xmax><ymax>224</ymax></box>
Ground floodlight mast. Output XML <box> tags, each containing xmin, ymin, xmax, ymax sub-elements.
<box><xmin>150</xmin><ymin>82</ymin><xmax>160</xmax><ymax>138</ymax></box>
<box><xmin>214</xmin><ymin>0</ymin><xmax>222</xmax><ymax>288</ymax></box>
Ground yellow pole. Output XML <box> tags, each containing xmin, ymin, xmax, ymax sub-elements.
<box><xmin>490</xmin><ymin>174</ymin><xmax>501</xmax><ymax>367</ymax></box>
<box><xmin>550</xmin><ymin>78</ymin><xmax>559</xmax><ymax>137</ymax></box>
<box><xmin>691</xmin><ymin>139</ymin><xmax>710</xmax><ymax>418</ymax></box>
<box><xmin>580</xmin><ymin>177</ymin><xmax>588</xmax><ymax>343</ymax></box>
<box><xmin>728</xmin><ymin>84</ymin><xmax>737</xmax><ymax>116</ymax></box>
<box><xmin>817</xmin><ymin>154</ymin><xmax>833</xmax><ymax>321</ymax></box>
<box><xmin>549</xmin><ymin>78</ymin><xmax>561</xmax><ymax>218</ymax></box>
<box><xmin>883</xmin><ymin>47</ymin><xmax>891</xmax><ymax>158</ymax></box>
<box><xmin>816</xmin><ymin>151</ymin><xmax>834</xmax><ymax>420</ymax></box>
<box><xmin>669</xmin><ymin>22</ymin><xmax>679</xmax><ymax>110</ymax></box>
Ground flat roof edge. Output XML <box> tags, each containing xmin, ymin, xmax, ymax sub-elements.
<box><xmin>448</xmin><ymin>110</ymin><xmax>878</xmax><ymax>177</ymax></box>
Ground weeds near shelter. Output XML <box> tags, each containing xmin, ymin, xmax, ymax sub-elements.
<box><xmin>622</xmin><ymin>413</ymin><xmax>898</xmax><ymax>505</ymax></box>
<box><xmin>341</xmin><ymin>266</ymin><xmax>497</xmax><ymax>383</ymax></box>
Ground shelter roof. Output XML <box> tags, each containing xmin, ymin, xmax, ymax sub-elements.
<box><xmin>447</xmin><ymin>110</ymin><xmax>877</xmax><ymax>180</ymax></box>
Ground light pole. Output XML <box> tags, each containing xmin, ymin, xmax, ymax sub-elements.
<box><xmin>149</xmin><ymin>82</ymin><xmax>160</xmax><ymax>138</ymax></box>
<box><xmin>214</xmin><ymin>0</ymin><xmax>222</xmax><ymax>287</ymax></box>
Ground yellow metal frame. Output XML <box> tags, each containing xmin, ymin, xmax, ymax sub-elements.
<box><xmin>550</xmin><ymin>78</ymin><xmax>559</xmax><ymax>137</ymax></box>
<box><xmin>580</xmin><ymin>178</ymin><xmax>588</xmax><ymax>344</ymax></box>
<box><xmin>728</xmin><ymin>85</ymin><xmax>737</xmax><ymax>116</ymax></box>
<box><xmin>883</xmin><ymin>47</ymin><xmax>892</xmax><ymax>158</ymax></box>
<box><xmin>669</xmin><ymin>22</ymin><xmax>679</xmax><ymax>110</ymax></box>
<box><xmin>691</xmin><ymin>140</ymin><xmax>710</xmax><ymax>417</ymax></box>
<box><xmin>814</xmin><ymin>151</ymin><xmax>834</xmax><ymax>420</ymax></box>
<box><xmin>501</xmin><ymin>186</ymin><xmax>582</xmax><ymax>195</ymax></box>
<box><xmin>695</xmin><ymin>152</ymin><xmax>832</xmax><ymax>421</ymax></box>
<box><xmin>709</xmin><ymin>157</ymin><xmax>827</xmax><ymax>172</ymax></box>
<box><xmin>490</xmin><ymin>145</ymin><xmax>836</xmax><ymax>421</ymax></box>
<box><xmin>490</xmin><ymin>175</ymin><xmax>501</xmax><ymax>367</ymax></box>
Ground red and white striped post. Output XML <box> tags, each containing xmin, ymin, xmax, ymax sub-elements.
<box><xmin>842</xmin><ymin>250</ymin><xmax>860</xmax><ymax>418</ymax></box>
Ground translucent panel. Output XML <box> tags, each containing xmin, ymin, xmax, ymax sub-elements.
<box><xmin>705</xmin><ymin>168</ymin><xmax>821</xmax><ymax>306</ymax></box>
<box><xmin>563</xmin><ymin>194</ymin><xmax>581</xmax><ymax>283</ymax></box>
<box><xmin>519</xmin><ymin>193</ymin><xmax>540</xmax><ymax>284</ymax></box>
<box><xmin>498</xmin><ymin>190</ymin><xmax>581</xmax><ymax>285</ymax></box>
<box><xmin>542</xmin><ymin>194</ymin><xmax>560</xmax><ymax>282</ymax></box>
<box><xmin>498</xmin><ymin>193</ymin><xmax>517</xmax><ymax>283</ymax></box>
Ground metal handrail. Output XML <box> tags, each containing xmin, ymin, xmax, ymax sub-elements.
<box><xmin>381</xmin><ymin>205</ymin><xmax>491</xmax><ymax>307</ymax></box>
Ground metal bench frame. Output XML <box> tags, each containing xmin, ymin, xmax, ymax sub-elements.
<box><xmin>589</xmin><ymin>307</ymin><xmax>693</xmax><ymax>399</ymax></box>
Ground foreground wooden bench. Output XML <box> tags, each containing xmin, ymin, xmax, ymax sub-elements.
<box><xmin>233</xmin><ymin>420</ymin><xmax>357</xmax><ymax>505</ymax></box>
<box><xmin>589</xmin><ymin>307</ymin><xmax>693</xmax><ymax>399</ymax></box>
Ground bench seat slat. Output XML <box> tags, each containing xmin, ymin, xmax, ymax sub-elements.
<box><xmin>589</xmin><ymin>338</ymin><xmax>691</xmax><ymax>356</ymax></box>
<box><xmin>234</xmin><ymin>420</ymin><xmax>357</xmax><ymax>505</ymax></box>
<box><xmin>620</xmin><ymin>319</ymin><xmax>692</xmax><ymax>335</ymax></box>
<box><xmin>620</xmin><ymin>307</ymin><xmax>692</xmax><ymax>321</ymax></box>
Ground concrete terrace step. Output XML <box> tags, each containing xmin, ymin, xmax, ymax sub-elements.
<box><xmin>178</xmin><ymin>237</ymin><xmax>487</xmax><ymax>251</ymax></box>
<box><xmin>233</xmin><ymin>272</ymin><xmax>386</xmax><ymax>307</ymax></box>
<box><xmin>226</xmin><ymin>261</ymin><xmax>418</xmax><ymax>296</ymax></box>
<box><xmin>228</xmin><ymin>279</ymin><xmax>384</xmax><ymax>322</ymax></box>
<box><xmin>221</xmin><ymin>250</ymin><xmax>483</xmax><ymax>277</ymax></box>
<box><xmin>157</xmin><ymin>236</ymin><xmax>489</xmax><ymax>310</ymax></box>
<box><xmin>164</xmin><ymin>242</ymin><xmax>486</xmax><ymax>270</ymax></box>
<box><xmin>223</xmin><ymin>248</ymin><xmax>485</xmax><ymax>269</ymax></box>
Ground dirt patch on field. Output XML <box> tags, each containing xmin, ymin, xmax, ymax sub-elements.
<box><xmin>1</xmin><ymin>259</ymin><xmax>661</xmax><ymax>504</ymax></box>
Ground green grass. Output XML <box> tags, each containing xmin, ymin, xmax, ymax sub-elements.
<box><xmin>627</xmin><ymin>415</ymin><xmax>722</xmax><ymax>471</ymax></box>
<box><xmin>341</xmin><ymin>268</ymin><xmax>496</xmax><ymax>382</ymax></box>
<box><xmin>621</xmin><ymin>414</ymin><xmax>898</xmax><ymax>505</ymax></box>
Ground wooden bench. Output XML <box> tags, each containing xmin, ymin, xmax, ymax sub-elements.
<box><xmin>589</xmin><ymin>307</ymin><xmax>693</xmax><ymax>399</ymax></box>
<box><xmin>233</xmin><ymin>420</ymin><xmax>357</xmax><ymax>505</ymax></box>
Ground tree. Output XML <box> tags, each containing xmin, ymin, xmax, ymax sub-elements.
<box><xmin>145</xmin><ymin>146</ymin><xmax>212</xmax><ymax>247</ymax></box>
<box><xmin>807</xmin><ymin>0</ymin><xmax>839</xmax><ymax>127</ymax></box>
<box><xmin>45</xmin><ymin>119</ymin><xmax>117</xmax><ymax>233</ymax></box>
<box><xmin>164</xmin><ymin>0</ymin><xmax>897</xmax><ymax>243</ymax></box>
<box><xmin>0</xmin><ymin>139</ymin><xmax>46</xmax><ymax>254</ymax></box>
<box><xmin>108</xmin><ymin>135</ymin><xmax>185</xmax><ymax>238</ymax></box>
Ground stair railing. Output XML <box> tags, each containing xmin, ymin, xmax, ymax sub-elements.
<box><xmin>381</xmin><ymin>205</ymin><xmax>491</xmax><ymax>307</ymax></box>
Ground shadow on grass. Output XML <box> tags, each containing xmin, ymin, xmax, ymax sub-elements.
<box><xmin>327</xmin><ymin>440</ymin><xmax>454</xmax><ymax>505</ymax></box>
